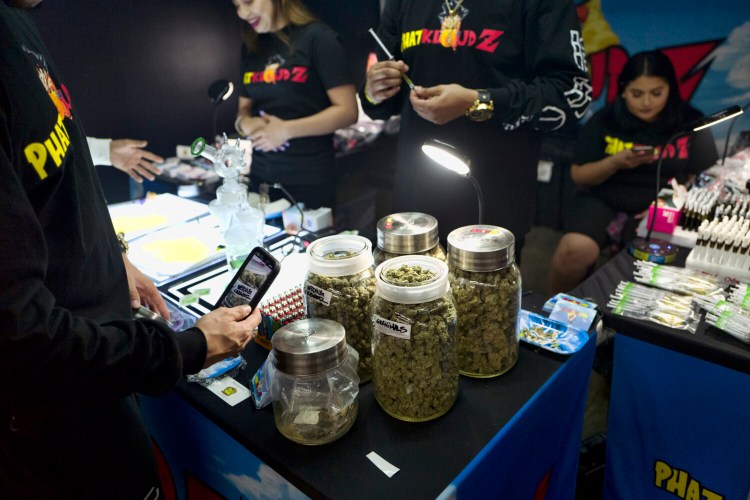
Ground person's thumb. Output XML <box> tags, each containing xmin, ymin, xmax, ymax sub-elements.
<box><xmin>231</xmin><ymin>305</ymin><xmax>253</xmax><ymax>320</ymax></box>
<box><xmin>129</xmin><ymin>287</ymin><xmax>141</xmax><ymax>309</ymax></box>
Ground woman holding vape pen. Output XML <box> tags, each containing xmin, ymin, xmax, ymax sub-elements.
<box><xmin>548</xmin><ymin>50</ymin><xmax>719</xmax><ymax>295</ymax></box>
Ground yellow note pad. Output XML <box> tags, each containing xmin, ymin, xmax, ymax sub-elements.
<box><xmin>112</xmin><ymin>214</ymin><xmax>168</xmax><ymax>236</ymax></box>
<box><xmin>141</xmin><ymin>237</ymin><xmax>211</xmax><ymax>265</ymax></box>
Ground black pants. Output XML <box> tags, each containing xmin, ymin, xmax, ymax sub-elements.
<box><xmin>1</xmin><ymin>395</ymin><xmax>160</xmax><ymax>499</ymax></box>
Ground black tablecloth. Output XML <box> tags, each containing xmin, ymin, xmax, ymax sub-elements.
<box><xmin>573</xmin><ymin>247</ymin><xmax>750</xmax><ymax>375</ymax></box>
<box><xmin>172</xmin><ymin>294</ymin><xmax>577</xmax><ymax>499</ymax></box>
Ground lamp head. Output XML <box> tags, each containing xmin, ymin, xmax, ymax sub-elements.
<box><xmin>422</xmin><ymin>138</ymin><xmax>471</xmax><ymax>177</ymax></box>
<box><xmin>688</xmin><ymin>104</ymin><xmax>742</xmax><ymax>132</ymax></box>
<box><xmin>208</xmin><ymin>79</ymin><xmax>234</xmax><ymax>105</ymax></box>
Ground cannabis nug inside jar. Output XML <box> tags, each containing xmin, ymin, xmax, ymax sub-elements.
<box><xmin>267</xmin><ymin>319</ymin><xmax>360</xmax><ymax>445</ymax></box>
<box><xmin>305</xmin><ymin>235</ymin><xmax>376</xmax><ymax>382</ymax></box>
<box><xmin>371</xmin><ymin>255</ymin><xmax>458</xmax><ymax>422</ymax></box>
<box><xmin>373</xmin><ymin>212</ymin><xmax>447</xmax><ymax>266</ymax></box>
<box><xmin>448</xmin><ymin>225</ymin><xmax>521</xmax><ymax>378</ymax></box>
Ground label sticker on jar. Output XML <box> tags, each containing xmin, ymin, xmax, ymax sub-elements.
<box><xmin>373</xmin><ymin>314</ymin><xmax>411</xmax><ymax>339</ymax></box>
<box><xmin>305</xmin><ymin>283</ymin><xmax>332</xmax><ymax>306</ymax></box>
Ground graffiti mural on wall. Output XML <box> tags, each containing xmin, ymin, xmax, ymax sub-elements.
<box><xmin>576</xmin><ymin>0</ymin><xmax>750</xmax><ymax>143</ymax></box>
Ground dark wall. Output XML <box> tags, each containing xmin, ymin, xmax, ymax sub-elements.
<box><xmin>304</xmin><ymin>0</ymin><xmax>380</xmax><ymax>86</ymax></box>
<box><xmin>32</xmin><ymin>1</ymin><xmax>241</xmax><ymax>158</ymax></box>
<box><xmin>30</xmin><ymin>1</ymin><xmax>380</xmax><ymax>200</ymax></box>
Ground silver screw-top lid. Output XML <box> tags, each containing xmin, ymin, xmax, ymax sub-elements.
<box><xmin>376</xmin><ymin>212</ymin><xmax>439</xmax><ymax>254</ymax></box>
<box><xmin>272</xmin><ymin>319</ymin><xmax>348</xmax><ymax>376</ymax></box>
<box><xmin>447</xmin><ymin>225</ymin><xmax>515</xmax><ymax>272</ymax></box>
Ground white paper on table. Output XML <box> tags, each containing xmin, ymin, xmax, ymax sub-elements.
<box><xmin>366</xmin><ymin>451</ymin><xmax>400</xmax><ymax>478</ymax></box>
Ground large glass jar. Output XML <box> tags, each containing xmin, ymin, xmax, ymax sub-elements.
<box><xmin>267</xmin><ymin>319</ymin><xmax>360</xmax><ymax>445</ymax></box>
<box><xmin>371</xmin><ymin>255</ymin><xmax>458</xmax><ymax>422</ymax></box>
<box><xmin>373</xmin><ymin>212</ymin><xmax>447</xmax><ymax>266</ymax></box>
<box><xmin>448</xmin><ymin>225</ymin><xmax>521</xmax><ymax>378</ymax></box>
<box><xmin>305</xmin><ymin>235</ymin><xmax>376</xmax><ymax>382</ymax></box>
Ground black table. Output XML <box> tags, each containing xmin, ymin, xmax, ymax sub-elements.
<box><xmin>139</xmin><ymin>293</ymin><xmax>597</xmax><ymax>499</ymax></box>
<box><xmin>574</xmin><ymin>247</ymin><xmax>750</xmax><ymax>375</ymax></box>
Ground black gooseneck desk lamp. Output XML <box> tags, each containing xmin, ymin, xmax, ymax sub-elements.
<box><xmin>208</xmin><ymin>79</ymin><xmax>235</xmax><ymax>140</ymax></box>
<box><xmin>629</xmin><ymin>104</ymin><xmax>744</xmax><ymax>263</ymax></box>
<box><xmin>421</xmin><ymin>138</ymin><xmax>484</xmax><ymax>224</ymax></box>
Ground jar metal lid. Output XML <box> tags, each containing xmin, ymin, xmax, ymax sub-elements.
<box><xmin>447</xmin><ymin>225</ymin><xmax>515</xmax><ymax>272</ymax></box>
<box><xmin>375</xmin><ymin>255</ymin><xmax>450</xmax><ymax>304</ymax></box>
<box><xmin>272</xmin><ymin>319</ymin><xmax>348</xmax><ymax>376</ymax></box>
<box><xmin>376</xmin><ymin>212</ymin><xmax>439</xmax><ymax>254</ymax></box>
<box><xmin>307</xmin><ymin>235</ymin><xmax>374</xmax><ymax>277</ymax></box>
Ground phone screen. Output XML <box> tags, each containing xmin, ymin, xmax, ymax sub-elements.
<box><xmin>215</xmin><ymin>248</ymin><xmax>280</xmax><ymax>310</ymax></box>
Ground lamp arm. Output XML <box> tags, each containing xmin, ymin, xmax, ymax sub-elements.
<box><xmin>469</xmin><ymin>174</ymin><xmax>484</xmax><ymax>225</ymax></box>
<box><xmin>645</xmin><ymin>131</ymin><xmax>682</xmax><ymax>242</ymax></box>
<box><xmin>272</xmin><ymin>182</ymin><xmax>307</xmax><ymax>250</ymax></box>
<box><xmin>212</xmin><ymin>103</ymin><xmax>223</xmax><ymax>142</ymax></box>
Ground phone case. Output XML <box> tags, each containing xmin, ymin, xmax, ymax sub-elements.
<box><xmin>214</xmin><ymin>247</ymin><xmax>280</xmax><ymax>312</ymax></box>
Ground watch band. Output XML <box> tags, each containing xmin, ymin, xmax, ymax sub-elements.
<box><xmin>477</xmin><ymin>89</ymin><xmax>491</xmax><ymax>104</ymax></box>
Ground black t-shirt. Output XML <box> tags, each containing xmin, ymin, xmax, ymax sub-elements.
<box><xmin>240</xmin><ymin>22</ymin><xmax>353</xmax><ymax>187</ymax></box>
<box><xmin>573</xmin><ymin>105</ymin><xmax>719</xmax><ymax>213</ymax></box>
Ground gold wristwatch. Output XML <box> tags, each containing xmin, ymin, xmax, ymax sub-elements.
<box><xmin>466</xmin><ymin>89</ymin><xmax>494</xmax><ymax>122</ymax></box>
<box><xmin>116</xmin><ymin>232</ymin><xmax>129</xmax><ymax>254</ymax></box>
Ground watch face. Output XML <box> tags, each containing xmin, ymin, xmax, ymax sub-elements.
<box><xmin>467</xmin><ymin>90</ymin><xmax>493</xmax><ymax>122</ymax></box>
<box><xmin>469</xmin><ymin>104</ymin><xmax>492</xmax><ymax>121</ymax></box>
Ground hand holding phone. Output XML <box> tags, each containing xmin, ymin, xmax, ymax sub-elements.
<box><xmin>215</xmin><ymin>247</ymin><xmax>281</xmax><ymax>316</ymax></box>
<box><xmin>196</xmin><ymin>306</ymin><xmax>262</xmax><ymax>368</ymax></box>
<box><xmin>632</xmin><ymin>145</ymin><xmax>656</xmax><ymax>156</ymax></box>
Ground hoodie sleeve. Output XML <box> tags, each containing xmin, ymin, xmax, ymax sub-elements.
<box><xmin>489</xmin><ymin>0</ymin><xmax>592</xmax><ymax>131</ymax></box>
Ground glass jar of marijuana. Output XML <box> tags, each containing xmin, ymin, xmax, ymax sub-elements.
<box><xmin>371</xmin><ymin>255</ymin><xmax>459</xmax><ymax>422</ymax></box>
<box><xmin>267</xmin><ymin>319</ymin><xmax>360</xmax><ymax>445</ymax></box>
<box><xmin>373</xmin><ymin>212</ymin><xmax>446</xmax><ymax>266</ymax></box>
<box><xmin>305</xmin><ymin>235</ymin><xmax>376</xmax><ymax>382</ymax></box>
<box><xmin>447</xmin><ymin>225</ymin><xmax>521</xmax><ymax>378</ymax></box>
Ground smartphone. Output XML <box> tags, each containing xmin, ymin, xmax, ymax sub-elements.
<box><xmin>632</xmin><ymin>145</ymin><xmax>656</xmax><ymax>156</ymax></box>
<box><xmin>214</xmin><ymin>246</ymin><xmax>280</xmax><ymax>315</ymax></box>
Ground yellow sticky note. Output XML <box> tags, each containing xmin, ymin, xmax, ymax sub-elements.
<box><xmin>141</xmin><ymin>237</ymin><xmax>210</xmax><ymax>264</ymax></box>
<box><xmin>112</xmin><ymin>214</ymin><xmax>168</xmax><ymax>236</ymax></box>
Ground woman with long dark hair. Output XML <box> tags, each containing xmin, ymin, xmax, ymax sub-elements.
<box><xmin>232</xmin><ymin>0</ymin><xmax>357</xmax><ymax>209</ymax></box>
<box><xmin>548</xmin><ymin>50</ymin><xmax>718</xmax><ymax>294</ymax></box>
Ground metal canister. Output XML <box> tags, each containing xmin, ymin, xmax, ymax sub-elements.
<box><xmin>269</xmin><ymin>319</ymin><xmax>360</xmax><ymax>445</ymax></box>
<box><xmin>448</xmin><ymin>225</ymin><xmax>521</xmax><ymax>378</ymax></box>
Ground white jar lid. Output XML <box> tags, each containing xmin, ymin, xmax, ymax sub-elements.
<box><xmin>307</xmin><ymin>235</ymin><xmax>374</xmax><ymax>277</ymax></box>
<box><xmin>375</xmin><ymin>255</ymin><xmax>449</xmax><ymax>304</ymax></box>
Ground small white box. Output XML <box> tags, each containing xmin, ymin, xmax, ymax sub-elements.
<box><xmin>303</xmin><ymin>207</ymin><xmax>333</xmax><ymax>232</ymax></box>
<box><xmin>281</xmin><ymin>204</ymin><xmax>304</xmax><ymax>233</ymax></box>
